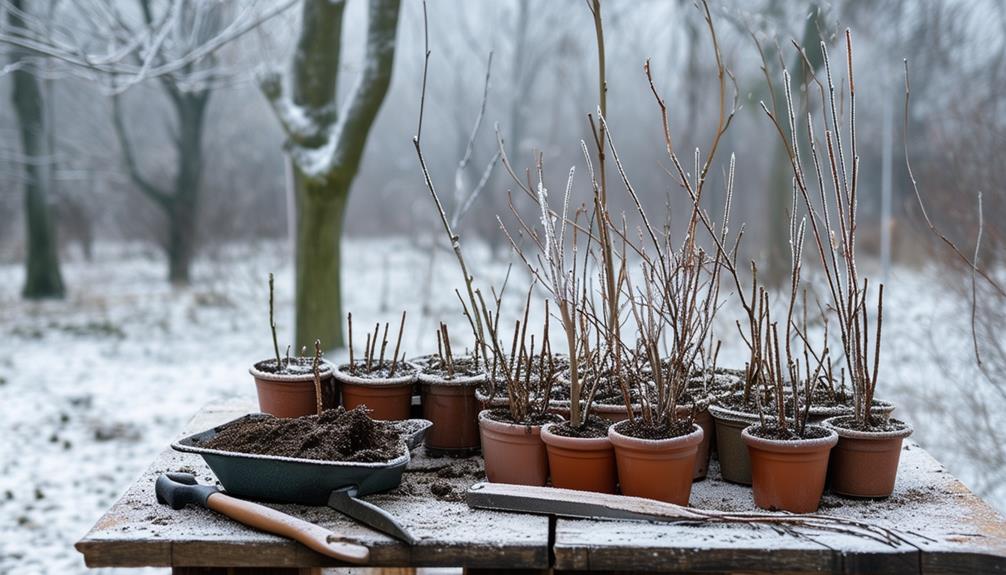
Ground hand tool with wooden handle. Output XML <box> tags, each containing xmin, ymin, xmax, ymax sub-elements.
<box><xmin>156</xmin><ymin>472</ymin><xmax>370</xmax><ymax>564</ymax></box>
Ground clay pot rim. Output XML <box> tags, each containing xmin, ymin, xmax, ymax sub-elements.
<box><xmin>478</xmin><ymin>408</ymin><xmax>558</xmax><ymax>431</ymax></box>
<box><xmin>708</xmin><ymin>402</ymin><xmax>762</xmax><ymax>423</ymax></box>
<box><xmin>807</xmin><ymin>398</ymin><xmax>895</xmax><ymax>416</ymax></box>
<box><xmin>541</xmin><ymin>421</ymin><xmax>613</xmax><ymax>447</ymax></box>
<box><xmin>608</xmin><ymin>419</ymin><xmax>703</xmax><ymax>447</ymax></box>
<box><xmin>418</xmin><ymin>371</ymin><xmax>486</xmax><ymax>387</ymax></box>
<box><xmin>741</xmin><ymin>424</ymin><xmax>838</xmax><ymax>451</ymax></box>
<box><xmin>249</xmin><ymin>358</ymin><xmax>334</xmax><ymax>382</ymax></box>
<box><xmin>821</xmin><ymin>416</ymin><xmax>914</xmax><ymax>440</ymax></box>
<box><xmin>333</xmin><ymin>361</ymin><xmax>419</xmax><ymax>386</ymax></box>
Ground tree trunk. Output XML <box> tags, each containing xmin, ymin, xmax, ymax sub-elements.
<box><xmin>10</xmin><ymin>0</ymin><xmax>64</xmax><ymax>299</ymax></box>
<box><xmin>293</xmin><ymin>173</ymin><xmax>348</xmax><ymax>350</ymax></box>
<box><xmin>167</xmin><ymin>92</ymin><xmax>209</xmax><ymax>285</ymax></box>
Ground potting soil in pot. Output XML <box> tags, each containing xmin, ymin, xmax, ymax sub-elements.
<box><xmin>254</xmin><ymin>356</ymin><xmax>319</xmax><ymax>375</ymax></box>
<box><xmin>200</xmin><ymin>406</ymin><xmax>405</xmax><ymax>462</ymax></box>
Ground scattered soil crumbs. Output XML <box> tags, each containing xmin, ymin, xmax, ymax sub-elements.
<box><xmin>748</xmin><ymin>423</ymin><xmax>831</xmax><ymax>441</ymax></box>
<box><xmin>200</xmin><ymin>407</ymin><xmax>405</xmax><ymax>462</ymax></box>
<box><xmin>548</xmin><ymin>416</ymin><xmax>611</xmax><ymax>438</ymax></box>
<box><xmin>429</xmin><ymin>479</ymin><xmax>465</xmax><ymax>502</ymax></box>
<box><xmin>338</xmin><ymin>360</ymin><xmax>418</xmax><ymax>380</ymax></box>
<box><xmin>255</xmin><ymin>356</ymin><xmax>325</xmax><ymax>376</ymax></box>
<box><xmin>617</xmin><ymin>418</ymin><xmax>695</xmax><ymax>440</ymax></box>
<box><xmin>435</xmin><ymin>459</ymin><xmax>483</xmax><ymax>479</ymax></box>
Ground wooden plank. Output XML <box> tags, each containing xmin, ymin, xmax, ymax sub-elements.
<box><xmin>553</xmin><ymin>442</ymin><xmax>1006</xmax><ymax>573</ymax></box>
<box><xmin>76</xmin><ymin>400</ymin><xmax>549</xmax><ymax>570</ymax></box>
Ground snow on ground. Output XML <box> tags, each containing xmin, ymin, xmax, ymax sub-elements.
<box><xmin>0</xmin><ymin>239</ymin><xmax>1002</xmax><ymax>574</ymax></box>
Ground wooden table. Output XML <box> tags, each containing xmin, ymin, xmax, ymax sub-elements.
<box><xmin>76</xmin><ymin>401</ymin><xmax>1006</xmax><ymax>574</ymax></box>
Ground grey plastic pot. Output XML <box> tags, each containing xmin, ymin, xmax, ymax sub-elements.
<box><xmin>708</xmin><ymin>403</ymin><xmax>761</xmax><ymax>485</ymax></box>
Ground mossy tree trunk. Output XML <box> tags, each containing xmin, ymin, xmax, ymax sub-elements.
<box><xmin>263</xmin><ymin>0</ymin><xmax>402</xmax><ymax>350</ymax></box>
<box><xmin>10</xmin><ymin>0</ymin><xmax>65</xmax><ymax>299</ymax></box>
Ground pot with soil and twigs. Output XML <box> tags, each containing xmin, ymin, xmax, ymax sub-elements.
<box><xmin>417</xmin><ymin>322</ymin><xmax>485</xmax><ymax>456</ymax></box>
<box><xmin>335</xmin><ymin>312</ymin><xmax>418</xmax><ymax>421</ymax></box>
<box><xmin>741</xmin><ymin>219</ymin><xmax>838</xmax><ymax>513</ymax></box>
<box><xmin>762</xmin><ymin>33</ymin><xmax>912</xmax><ymax>499</ymax></box>
<box><xmin>252</xmin><ymin>273</ymin><xmax>336</xmax><ymax>418</ymax></box>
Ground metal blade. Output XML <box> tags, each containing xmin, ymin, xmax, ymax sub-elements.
<box><xmin>328</xmin><ymin>487</ymin><xmax>417</xmax><ymax>545</ymax></box>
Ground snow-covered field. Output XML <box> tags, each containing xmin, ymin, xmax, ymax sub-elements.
<box><xmin>0</xmin><ymin>239</ymin><xmax>1002</xmax><ymax>574</ymax></box>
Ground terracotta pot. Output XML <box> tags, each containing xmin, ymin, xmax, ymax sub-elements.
<box><xmin>250</xmin><ymin>360</ymin><xmax>337</xmax><ymax>418</ymax></box>
<box><xmin>608</xmin><ymin>420</ymin><xmax>703</xmax><ymax>504</ymax></box>
<box><xmin>742</xmin><ymin>424</ymin><xmax>838</xmax><ymax>513</ymax></box>
<box><xmin>708</xmin><ymin>403</ymin><xmax>761</xmax><ymax>484</ymax></box>
<box><xmin>592</xmin><ymin>402</ymin><xmax>639</xmax><ymax>422</ymax></box>
<box><xmin>478</xmin><ymin>410</ymin><xmax>551</xmax><ymax>485</ymax></box>
<box><xmin>540</xmin><ymin>422</ymin><xmax>617</xmax><ymax>493</ymax></box>
<box><xmin>419</xmin><ymin>372</ymin><xmax>484</xmax><ymax>456</ymax></box>
<box><xmin>333</xmin><ymin>361</ymin><xmax>419</xmax><ymax>421</ymax></box>
<box><xmin>807</xmin><ymin>398</ymin><xmax>896</xmax><ymax>424</ymax></box>
<box><xmin>822</xmin><ymin>417</ymin><xmax>913</xmax><ymax>498</ymax></box>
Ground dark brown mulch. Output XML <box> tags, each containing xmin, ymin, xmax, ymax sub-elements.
<box><xmin>201</xmin><ymin>407</ymin><xmax>405</xmax><ymax>462</ymax></box>
<box><xmin>255</xmin><ymin>357</ymin><xmax>322</xmax><ymax>376</ymax></box>
<box><xmin>748</xmin><ymin>423</ymin><xmax>831</xmax><ymax>441</ymax></box>
<box><xmin>547</xmin><ymin>416</ymin><xmax>611</xmax><ymax>438</ymax></box>
<box><xmin>617</xmin><ymin>418</ymin><xmax>695</xmax><ymax>440</ymax></box>
<box><xmin>827</xmin><ymin>415</ymin><xmax>909</xmax><ymax>433</ymax></box>
<box><xmin>484</xmin><ymin>408</ymin><xmax>561</xmax><ymax>427</ymax></box>
<box><xmin>339</xmin><ymin>360</ymin><xmax>417</xmax><ymax>380</ymax></box>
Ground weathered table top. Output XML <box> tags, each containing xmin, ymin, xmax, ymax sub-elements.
<box><xmin>77</xmin><ymin>401</ymin><xmax>1006</xmax><ymax>573</ymax></box>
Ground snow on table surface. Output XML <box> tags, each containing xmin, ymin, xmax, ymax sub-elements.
<box><xmin>76</xmin><ymin>399</ymin><xmax>549</xmax><ymax>570</ymax></box>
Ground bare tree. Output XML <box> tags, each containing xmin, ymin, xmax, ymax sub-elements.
<box><xmin>261</xmin><ymin>0</ymin><xmax>401</xmax><ymax>349</ymax></box>
<box><xmin>6</xmin><ymin>0</ymin><xmax>64</xmax><ymax>298</ymax></box>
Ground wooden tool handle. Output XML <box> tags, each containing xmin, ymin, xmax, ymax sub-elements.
<box><xmin>206</xmin><ymin>492</ymin><xmax>370</xmax><ymax>564</ymax></box>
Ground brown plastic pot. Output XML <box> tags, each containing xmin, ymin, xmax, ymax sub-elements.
<box><xmin>742</xmin><ymin>424</ymin><xmax>838</xmax><ymax>513</ymax></box>
<box><xmin>822</xmin><ymin>416</ymin><xmax>913</xmax><ymax>498</ymax></box>
<box><xmin>708</xmin><ymin>403</ymin><xmax>761</xmax><ymax>484</ymax></box>
<box><xmin>807</xmin><ymin>398</ymin><xmax>896</xmax><ymax>424</ymax></box>
<box><xmin>478</xmin><ymin>410</ymin><xmax>551</xmax><ymax>485</ymax></box>
<box><xmin>608</xmin><ymin>420</ymin><xmax>703</xmax><ymax>505</ymax></box>
<box><xmin>540</xmin><ymin>422</ymin><xmax>617</xmax><ymax>493</ymax></box>
<box><xmin>333</xmin><ymin>362</ymin><xmax>419</xmax><ymax>421</ymax></box>
<box><xmin>250</xmin><ymin>360</ymin><xmax>337</xmax><ymax>418</ymax></box>
<box><xmin>419</xmin><ymin>372</ymin><xmax>484</xmax><ymax>456</ymax></box>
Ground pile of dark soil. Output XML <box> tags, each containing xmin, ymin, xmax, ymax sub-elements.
<box><xmin>338</xmin><ymin>360</ymin><xmax>417</xmax><ymax>380</ymax></box>
<box><xmin>827</xmin><ymin>415</ymin><xmax>909</xmax><ymax>433</ymax></box>
<box><xmin>547</xmin><ymin>416</ymin><xmax>611</xmax><ymax>438</ymax></box>
<box><xmin>201</xmin><ymin>407</ymin><xmax>405</xmax><ymax>462</ymax></box>
<box><xmin>747</xmin><ymin>423</ymin><xmax>832</xmax><ymax>441</ymax></box>
<box><xmin>255</xmin><ymin>357</ymin><xmax>324</xmax><ymax>376</ymax></box>
<box><xmin>617</xmin><ymin>417</ymin><xmax>695</xmax><ymax>440</ymax></box>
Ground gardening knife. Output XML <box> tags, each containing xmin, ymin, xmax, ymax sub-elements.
<box><xmin>327</xmin><ymin>485</ymin><xmax>417</xmax><ymax>545</ymax></box>
<box><xmin>155</xmin><ymin>472</ymin><xmax>370</xmax><ymax>564</ymax></box>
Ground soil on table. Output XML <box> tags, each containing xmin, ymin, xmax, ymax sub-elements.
<box><xmin>547</xmin><ymin>416</ymin><xmax>610</xmax><ymax>438</ymax></box>
<box><xmin>200</xmin><ymin>407</ymin><xmax>405</xmax><ymax>462</ymax></box>
<box><xmin>255</xmin><ymin>356</ymin><xmax>328</xmax><ymax>376</ymax></box>
<box><xmin>748</xmin><ymin>423</ymin><xmax>832</xmax><ymax>441</ymax></box>
<box><xmin>338</xmin><ymin>360</ymin><xmax>417</xmax><ymax>380</ymax></box>
<box><xmin>617</xmin><ymin>417</ymin><xmax>695</xmax><ymax>440</ymax></box>
<box><xmin>484</xmin><ymin>408</ymin><xmax>561</xmax><ymax>427</ymax></box>
<box><xmin>827</xmin><ymin>415</ymin><xmax>909</xmax><ymax>433</ymax></box>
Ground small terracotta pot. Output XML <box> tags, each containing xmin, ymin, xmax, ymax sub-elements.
<box><xmin>807</xmin><ymin>398</ymin><xmax>896</xmax><ymax>424</ymax></box>
<box><xmin>592</xmin><ymin>402</ymin><xmax>639</xmax><ymax>422</ymax></box>
<box><xmin>822</xmin><ymin>417</ymin><xmax>913</xmax><ymax>498</ymax></box>
<box><xmin>541</xmin><ymin>422</ymin><xmax>617</xmax><ymax>493</ymax></box>
<box><xmin>478</xmin><ymin>410</ymin><xmax>550</xmax><ymax>486</ymax></box>
<box><xmin>742</xmin><ymin>424</ymin><xmax>838</xmax><ymax>513</ymax></box>
<box><xmin>251</xmin><ymin>360</ymin><xmax>337</xmax><ymax>418</ymax></box>
<box><xmin>608</xmin><ymin>420</ymin><xmax>703</xmax><ymax>504</ymax></box>
<box><xmin>334</xmin><ymin>362</ymin><xmax>419</xmax><ymax>421</ymax></box>
<box><xmin>708</xmin><ymin>404</ymin><xmax>761</xmax><ymax>484</ymax></box>
<box><xmin>419</xmin><ymin>372</ymin><xmax>484</xmax><ymax>456</ymax></box>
